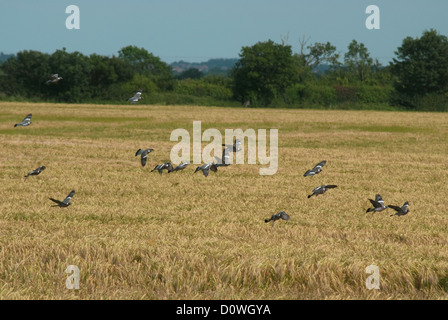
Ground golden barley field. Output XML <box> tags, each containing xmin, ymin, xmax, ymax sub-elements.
<box><xmin>0</xmin><ymin>101</ymin><xmax>447</xmax><ymax>300</ymax></box>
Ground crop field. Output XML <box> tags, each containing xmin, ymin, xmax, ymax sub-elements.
<box><xmin>0</xmin><ymin>101</ymin><xmax>447</xmax><ymax>300</ymax></box>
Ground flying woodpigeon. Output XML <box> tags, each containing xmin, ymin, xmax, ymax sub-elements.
<box><xmin>194</xmin><ymin>163</ymin><xmax>218</xmax><ymax>177</ymax></box>
<box><xmin>135</xmin><ymin>148</ymin><xmax>154</xmax><ymax>167</ymax></box>
<box><xmin>46</xmin><ymin>74</ymin><xmax>63</xmax><ymax>84</ymax></box>
<box><xmin>366</xmin><ymin>194</ymin><xmax>388</xmax><ymax>213</ymax></box>
<box><xmin>24</xmin><ymin>166</ymin><xmax>46</xmax><ymax>179</ymax></box>
<box><xmin>265</xmin><ymin>211</ymin><xmax>290</xmax><ymax>226</ymax></box>
<box><xmin>307</xmin><ymin>185</ymin><xmax>338</xmax><ymax>198</ymax></box>
<box><xmin>215</xmin><ymin>148</ymin><xmax>231</xmax><ymax>167</ymax></box>
<box><xmin>49</xmin><ymin>190</ymin><xmax>75</xmax><ymax>208</ymax></box>
<box><xmin>222</xmin><ymin>139</ymin><xmax>242</xmax><ymax>152</ymax></box>
<box><xmin>14</xmin><ymin>113</ymin><xmax>32</xmax><ymax>127</ymax></box>
<box><xmin>127</xmin><ymin>89</ymin><xmax>143</xmax><ymax>104</ymax></box>
<box><xmin>151</xmin><ymin>162</ymin><xmax>174</xmax><ymax>175</ymax></box>
<box><xmin>170</xmin><ymin>162</ymin><xmax>190</xmax><ymax>172</ymax></box>
<box><xmin>389</xmin><ymin>201</ymin><xmax>410</xmax><ymax>217</ymax></box>
<box><xmin>304</xmin><ymin>160</ymin><xmax>327</xmax><ymax>177</ymax></box>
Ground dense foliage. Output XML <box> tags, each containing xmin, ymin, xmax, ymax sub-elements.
<box><xmin>1</xmin><ymin>30</ymin><xmax>448</xmax><ymax>111</ymax></box>
<box><xmin>390</xmin><ymin>29</ymin><xmax>448</xmax><ymax>111</ymax></box>
<box><xmin>232</xmin><ymin>40</ymin><xmax>299</xmax><ymax>105</ymax></box>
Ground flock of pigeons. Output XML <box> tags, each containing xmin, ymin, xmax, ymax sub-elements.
<box><xmin>133</xmin><ymin>139</ymin><xmax>410</xmax><ymax>226</ymax></box>
<box><xmin>263</xmin><ymin>160</ymin><xmax>410</xmax><ymax>226</ymax></box>
<box><xmin>135</xmin><ymin>139</ymin><xmax>238</xmax><ymax>177</ymax></box>
<box><xmin>12</xmin><ymin>75</ymin><xmax>143</xmax><ymax>207</ymax></box>
<box><xmin>13</xmin><ymin>103</ymin><xmax>410</xmax><ymax>224</ymax></box>
<box><xmin>13</xmin><ymin>112</ymin><xmax>240</xmax><ymax>208</ymax></box>
<box><xmin>13</xmin><ymin>111</ymin><xmax>68</xmax><ymax>207</ymax></box>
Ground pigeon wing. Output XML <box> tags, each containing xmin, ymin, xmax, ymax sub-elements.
<box><xmin>194</xmin><ymin>166</ymin><xmax>202</xmax><ymax>174</ymax></box>
<box><xmin>375</xmin><ymin>194</ymin><xmax>384</xmax><ymax>205</ymax></box>
<box><xmin>210</xmin><ymin>164</ymin><xmax>218</xmax><ymax>173</ymax></box>
<box><xmin>369</xmin><ymin>199</ymin><xmax>382</xmax><ymax>208</ymax></box>
<box><xmin>280</xmin><ymin>212</ymin><xmax>290</xmax><ymax>221</ymax></box>
<box><xmin>174</xmin><ymin>162</ymin><xmax>188</xmax><ymax>171</ymax></box>
<box><xmin>222</xmin><ymin>148</ymin><xmax>230</xmax><ymax>164</ymax></box>
<box><xmin>63</xmin><ymin>190</ymin><xmax>75</xmax><ymax>204</ymax></box>
<box><xmin>313</xmin><ymin>160</ymin><xmax>326</xmax><ymax>171</ymax></box>
<box><xmin>401</xmin><ymin>202</ymin><xmax>410</xmax><ymax>211</ymax></box>
<box><xmin>49</xmin><ymin>198</ymin><xmax>64</xmax><ymax>205</ymax></box>
<box><xmin>388</xmin><ymin>205</ymin><xmax>402</xmax><ymax>212</ymax></box>
<box><xmin>234</xmin><ymin>139</ymin><xmax>242</xmax><ymax>147</ymax></box>
<box><xmin>23</xmin><ymin>114</ymin><xmax>32</xmax><ymax>122</ymax></box>
<box><xmin>304</xmin><ymin>169</ymin><xmax>314</xmax><ymax>177</ymax></box>
<box><xmin>140</xmin><ymin>155</ymin><xmax>147</xmax><ymax>167</ymax></box>
<box><xmin>181</xmin><ymin>162</ymin><xmax>190</xmax><ymax>169</ymax></box>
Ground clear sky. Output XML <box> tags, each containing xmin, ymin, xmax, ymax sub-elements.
<box><xmin>1</xmin><ymin>0</ymin><xmax>447</xmax><ymax>65</ymax></box>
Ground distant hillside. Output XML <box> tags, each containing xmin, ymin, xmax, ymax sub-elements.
<box><xmin>0</xmin><ymin>52</ymin><xmax>14</xmax><ymax>64</ymax></box>
<box><xmin>171</xmin><ymin>58</ymin><xmax>238</xmax><ymax>75</ymax></box>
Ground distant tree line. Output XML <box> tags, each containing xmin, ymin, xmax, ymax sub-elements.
<box><xmin>1</xmin><ymin>29</ymin><xmax>447</xmax><ymax>111</ymax></box>
<box><xmin>232</xmin><ymin>29</ymin><xmax>448</xmax><ymax>111</ymax></box>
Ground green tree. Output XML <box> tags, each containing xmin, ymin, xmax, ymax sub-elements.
<box><xmin>232</xmin><ymin>40</ymin><xmax>299</xmax><ymax>105</ymax></box>
<box><xmin>391</xmin><ymin>29</ymin><xmax>448</xmax><ymax>97</ymax></box>
<box><xmin>177</xmin><ymin>68</ymin><xmax>203</xmax><ymax>80</ymax></box>
<box><xmin>304</xmin><ymin>41</ymin><xmax>341</xmax><ymax>70</ymax></box>
<box><xmin>89</xmin><ymin>54</ymin><xmax>134</xmax><ymax>100</ymax></box>
<box><xmin>294</xmin><ymin>37</ymin><xmax>341</xmax><ymax>82</ymax></box>
<box><xmin>0</xmin><ymin>50</ymin><xmax>51</xmax><ymax>98</ymax></box>
<box><xmin>118</xmin><ymin>45</ymin><xmax>174</xmax><ymax>91</ymax></box>
<box><xmin>47</xmin><ymin>48</ymin><xmax>92</xmax><ymax>102</ymax></box>
<box><xmin>344</xmin><ymin>40</ymin><xmax>374</xmax><ymax>82</ymax></box>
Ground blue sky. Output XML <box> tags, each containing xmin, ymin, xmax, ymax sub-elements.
<box><xmin>1</xmin><ymin>0</ymin><xmax>447</xmax><ymax>65</ymax></box>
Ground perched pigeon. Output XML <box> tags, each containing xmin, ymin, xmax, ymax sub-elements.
<box><xmin>307</xmin><ymin>185</ymin><xmax>338</xmax><ymax>198</ymax></box>
<box><xmin>389</xmin><ymin>201</ymin><xmax>410</xmax><ymax>217</ymax></box>
<box><xmin>49</xmin><ymin>190</ymin><xmax>75</xmax><ymax>208</ymax></box>
<box><xmin>194</xmin><ymin>163</ymin><xmax>218</xmax><ymax>177</ymax></box>
<box><xmin>46</xmin><ymin>74</ymin><xmax>63</xmax><ymax>84</ymax></box>
<box><xmin>135</xmin><ymin>148</ymin><xmax>154</xmax><ymax>167</ymax></box>
<box><xmin>222</xmin><ymin>139</ymin><xmax>242</xmax><ymax>152</ymax></box>
<box><xmin>304</xmin><ymin>160</ymin><xmax>327</xmax><ymax>177</ymax></box>
<box><xmin>24</xmin><ymin>166</ymin><xmax>46</xmax><ymax>179</ymax></box>
<box><xmin>215</xmin><ymin>148</ymin><xmax>231</xmax><ymax>167</ymax></box>
<box><xmin>14</xmin><ymin>113</ymin><xmax>32</xmax><ymax>127</ymax></box>
<box><xmin>151</xmin><ymin>162</ymin><xmax>174</xmax><ymax>175</ymax></box>
<box><xmin>366</xmin><ymin>194</ymin><xmax>388</xmax><ymax>213</ymax></box>
<box><xmin>170</xmin><ymin>161</ymin><xmax>190</xmax><ymax>172</ymax></box>
<box><xmin>265</xmin><ymin>211</ymin><xmax>290</xmax><ymax>226</ymax></box>
<box><xmin>127</xmin><ymin>89</ymin><xmax>143</xmax><ymax>104</ymax></box>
